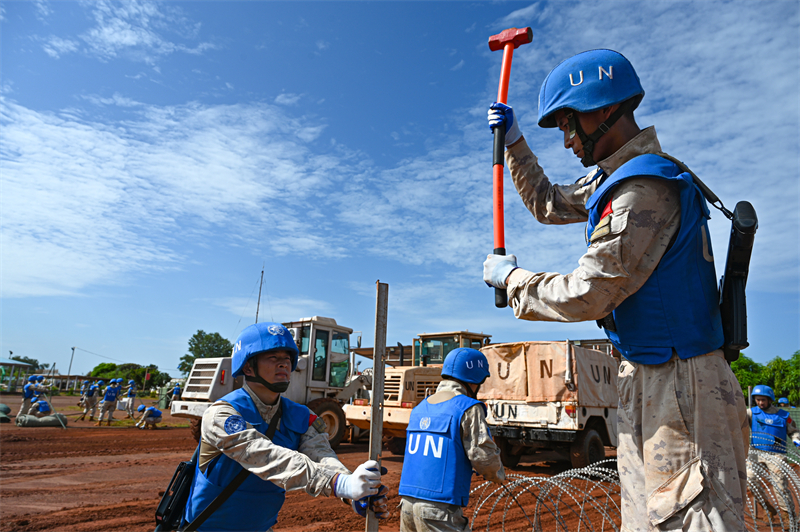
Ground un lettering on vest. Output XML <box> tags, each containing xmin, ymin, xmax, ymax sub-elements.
<box><xmin>569</xmin><ymin>66</ymin><xmax>613</xmax><ymax>86</ymax></box>
<box><xmin>407</xmin><ymin>434</ymin><xmax>444</xmax><ymax>458</ymax></box>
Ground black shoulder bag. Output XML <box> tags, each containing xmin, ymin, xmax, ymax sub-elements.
<box><xmin>154</xmin><ymin>399</ymin><xmax>283</xmax><ymax>532</ymax></box>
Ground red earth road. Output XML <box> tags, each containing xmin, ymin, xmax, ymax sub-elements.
<box><xmin>1</xmin><ymin>393</ymin><xmax>607</xmax><ymax>531</ymax></box>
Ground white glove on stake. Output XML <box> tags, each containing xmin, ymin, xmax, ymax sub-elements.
<box><xmin>484</xmin><ymin>253</ymin><xmax>518</xmax><ymax>289</ymax></box>
<box><xmin>334</xmin><ymin>460</ymin><xmax>381</xmax><ymax>500</ymax></box>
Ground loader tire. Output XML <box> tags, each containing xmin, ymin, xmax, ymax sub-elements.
<box><xmin>569</xmin><ymin>428</ymin><xmax>604</xmax><ymax>469</ymax></box>
<box><xmin>307</xmin><ymin>398</ymin><xmax>346</xmax><ymax>449</ymax></box>
<box><xmin>190</xmin><ymin>418</ymin><xmax>202</xmax><ymax>443</ymax></box>
<box><xmin>387</xmin><ymin>436</ymin><xmax>406</xmax><ymax>456</ymax></box>
<box><xmin>496</xmin><ymin>436</ymin><xmax>521</xmax><ymax>468</ymax></box>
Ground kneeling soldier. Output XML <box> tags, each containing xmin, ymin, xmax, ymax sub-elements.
<box><xmin>182</xmin><ymin>322</ymin><xmax>389</xmax><ymax>531</ymax></box>
<box><xmin>399</xmin><ymin>348</ymin><xmax>505</xmax><ymax>532</ymax></box>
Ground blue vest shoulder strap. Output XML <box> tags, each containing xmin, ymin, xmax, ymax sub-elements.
<box><xmin>586</xmin><ymin>154</ymin><xmax>688</xmax><ymax>211</ymax></box>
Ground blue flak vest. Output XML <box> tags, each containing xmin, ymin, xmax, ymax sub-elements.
<box><xmin>183</xmin><ymin>389</ymin><xmax>309</xmax><ymax>531</ymax></box>
<box><xmin>127</xmin><ymin>387</ymin><xmax>137</xmax><ymax>398</ymax></box>
<box><xmin>103</xmin><ymin>386</ymin><xmax>120</xmax><ymax>402</ymax></box>
<box><xmin>38</xmin><ymin>401</ymin><xmax>50</xmax><ymax>413</ymax></box>
<box><xmin>399</xmin><ymin>394</ymin><xmax>484</xmax><ymax>506</ymax></box>
<box><xmin>145</xmin><ymin>407</ymin><xmax>162</xmax><ymax>419</ymax></box>
<box><xmin>750</xmin><ymin>407</ymin><xmax>789</xmax><ymax>454</ymax></box>
<box><xmin>23</xmin><ymin>383</ymin><xmax>34</xmax><ymax>399</ymax></box>
<box><xmin>87</xmin><ymin>385</ymin><xmax>98</xmax><ymax>397</ymax></box>
<box><xmin>585</xmin><ymin>154</ymin><xmax>724</xmax><ymax>364</ymax></box>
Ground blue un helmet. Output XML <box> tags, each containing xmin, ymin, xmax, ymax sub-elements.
<box><xmin>37</xmin><ymin>376</ymin><xmax>44</xmax><ymax>382</ymax></box>
<box><xmin>232</xmin><ymin>322</ymin><xmax>299</xmax><ymax>393</ymax></box>
<box><xmin>441</xmin><ymin>348</ymin><xmax>491</xmax><ymax>385</ymax></box>
<box><xmin>138</xmin><ymin>404</ymin><xmax>146</xmax><ymax>412</ymax></box>
<box><xmin>752</xmin><ymin>384</ymin><xmax>775</xmax><ymax>402</ymax></box>
<box><xmin>777</xmin><ymin>397</ymin><xmax>789</xmax><ymax>405</ymax></box>
<box><xmin>28</xmin><ymin>376</ymin><xmax>37</xmax><ymax>383</ymax></box>
<box><xmin>537</xmin><ymin>49</ymin><xmax>644</xmax><ymax>167</ymax></box>
<box><xmin>129</xmin><ymin>379</ymin><xmax>135</xmax><ymax>385</ymax></box>
<box><xmin>97</xmin><ymin>380</ymin><xmax>105</xmax><ymax>387</ymax></box>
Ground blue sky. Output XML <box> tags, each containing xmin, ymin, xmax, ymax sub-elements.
<box><xmin>2</xmin><ymin>0</ymin><xmax>798</xmax><ymax>378</ymax></box>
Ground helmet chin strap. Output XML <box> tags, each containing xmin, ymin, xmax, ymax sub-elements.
<box><xmin>566</xmin><ymin>101</ymin><xmax>632</xmax><ymax>167</ymax></box>
<box><xmin>246</xmin><ymin>360</ymin><xmax>289</xmax><ymax>393</ymax></box>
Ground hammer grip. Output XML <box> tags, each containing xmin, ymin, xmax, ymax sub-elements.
<box><xmin>493</xmin><ymin>125</ymin><xmax>505</xmax><ymax>166</ymax></box>
<box><xmin>493</xmin><ymin>248</ymin><xmax>508</xmax><ymax>308</ymax></box>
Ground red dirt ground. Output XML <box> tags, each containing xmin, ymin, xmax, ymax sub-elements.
<box><xmin>1</xmin><ymin>393</ymin><xmax>613</xmax><ymax>532</ymax></box>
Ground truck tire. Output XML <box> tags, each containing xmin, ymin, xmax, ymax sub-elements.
<box><xmin>307</xmin><ymin>398</ymin><xmax>346</xmax><ymax>449</ymax></box>
<box><xmin>569</xmin><ymin>428</ymin><xmax>604</xmax><ymax>469</ymax></box>
<box><xmin>387</xmin><ymin>436</ymin><xmax>406</xmax><ymax>455</ymax></box>
<box><xmin>495</xmin><ymin>436</ymin><xmax>521</xmax><ymax>468</ymax></box>
<box><xmin>190</xmin><ymin>419</ymin><xmax>202</xmax><ymax>443</ymax></box>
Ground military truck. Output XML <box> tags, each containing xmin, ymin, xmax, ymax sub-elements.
<box><xmin>343</xmin><ymin>330</ymin><xmax>492</xmax><ymax>454</ymax></box>
<box><xmin>479</xmin><ymin>340</ymin><xmax>619</xmax><ymax>468</ymax></box>
<box><xmin>171</xmin><ymin>316</ymin><xmax>371</xmax><ymax>448</ymax></box>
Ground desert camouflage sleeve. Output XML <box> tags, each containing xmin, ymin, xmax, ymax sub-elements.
<box><xmin>461</xmin><ymin>404</ymin><xmax>505</xmax><ymax>483</ymax></box>
<box><xmin>505</xmin><ymin>177</ymin><xmax>681</xmax><ymax>322</ymax></box>
<box><xmin>505</xmin><ymin>139</ymin><xmax>599</xmax><ymax>224</ymax></box>
<box><xmin>200</xmin><ymin>402</ymin><xmax>341</xmax><ymax>496</ymax></box>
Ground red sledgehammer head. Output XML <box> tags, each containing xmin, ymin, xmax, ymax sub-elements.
<box><xmin>488</xmin><ymin>27</ymin><xmax>533</xmax><ymax>51</ymax></box>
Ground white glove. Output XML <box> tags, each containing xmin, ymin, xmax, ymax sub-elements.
<box><xmin>488</xmin><ymin>102</ymin><xmax>522</xmax><ymax>147</ymax></box>
<box><xmin>484</xmin><ymin>253</ymin><xmax>518</xmax><ymax>289</ymax></box>
<box><xmin>334</xmin><ymin>460</ymin><xmax>381</xmax><ymax>500</ymax></box>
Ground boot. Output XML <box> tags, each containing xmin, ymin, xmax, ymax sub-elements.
<box><xmin>88</xmin><ymin>416</ymin><xmax>94</xmax><ymax>422</ymax></box>
<box><xmin>77</xmin><ymin>414</ymin><xmax>85</xmax><ymax>421</ymax></box>
<box><xmin>106</xmin><ymin>420</ymin><xmax>112</xmax><ymax>426</ymax></box>
<box><xmin>94</xmin><ymin>420</ymin><xmax>103</xmax><ymax>426</ymax></box>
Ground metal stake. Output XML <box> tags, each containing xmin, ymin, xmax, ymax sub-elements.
<box><xmin>366</xmin><ymin>281</ymin><xmax>388</xmax><ymax>532</ymax></box>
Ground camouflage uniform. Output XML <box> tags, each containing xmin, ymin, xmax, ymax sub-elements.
<box><xmin>502</xmin><ymin>129</ymin><xmax>749</xmax><ymax>531</ymax></box>
<box><xmin>98</xmin><ymin>386</ymin><xmax>117</xmax><ymax>422</ymax></box>
<box><xmin>200</xmin><ymin>383</ymin><xmax>350</xmax><ymax>499</ymax></box>
<box><xmin>746</xmin><ymin>405</ymin><xmax>799</xmax><ymax>515</ymax></box>
<box><xmin>400</xmin><ymin>380</ymin><xmax>505</xmax><ymax>532</ymax></box>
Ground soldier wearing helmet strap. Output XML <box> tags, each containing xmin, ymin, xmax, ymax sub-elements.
<box><xmin>122</xmin><ymin>379</ymin><xmax>138</xmax><ymax>418</ymax></box>
<box><xmin>135</xmin><ymin>404</ymin><xmax>163</xmax><ymax>429</ymax></box>
<box><xmin>96</xmin><ymin>378</ymin><xmax>121</xmax><ymax>426</ymax></box>
<box><xmin>182</xmin><ymin>322</ymin><xmax>389</xmax><ymax>531</ymax></box>
<box><xmin>746</xmin><ymin>384</ymin><xmax>799</xmax><ymax>519</ymax></box>
<box><xmin>485</xmin><ymin>49</ymin><xmax>748</xmax><ymax>530</ymax></box>
<box><xmin>398</xmin><ymin>348</ymin><xmax>505</xmax><ymax>532</ymax></box>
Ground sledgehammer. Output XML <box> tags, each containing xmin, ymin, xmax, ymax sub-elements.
<box><xmin>488</xmin><ymin>27</ymin><xmax>532</xmax><ymax>308</ymax></box>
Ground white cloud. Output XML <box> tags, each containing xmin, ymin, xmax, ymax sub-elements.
<box><xmin>41</xmin><ymin>36</ymin><xmax>79</xmax><ymax>58</ymax></box>
<box><xmin>316</xmin><ymin>40</ymin><xmax>330</xmax><ymax>51</ymax></box>
<box><xmin>451</xmin><ymin>60</ymin><xmax>465</xmax><ymax>71</ymax></box>
<box><xmin>275</xmin><ymin>93</ymin><xmax>301</xmax><ymax>105</ymax></box>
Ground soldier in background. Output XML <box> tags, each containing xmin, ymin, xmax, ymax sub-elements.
<box><xmin>747</xmin><ymin>384</ymin><xmax>799</xmax><ymax>520</ymax></box>
<box><xmin>33</xmin><ymin>399</ymin><xmax>52</xmax><ymax>418</ymax></box>
<box><xmin>135</xmin><ymin>404</ymin><xmax>162</xmax><ymax>429</ymax></box>
<box><xmin>122</xmin><ymin>379</ymin><xmax>138</xmax><ymax>418</ymax></box>
<box><xmin>169</xmin><ymin>381</ymin><xmax>182</xmax><ymax>407</ymax></box>
<box><xmin>96</xmin><ymin>378</ymin><xmax>121</xmax><ymax>426</ymax></box>
<box><xmin>77</xmin><ymin>380</ymin><xmax>101</xmax><ymax>422</ymax></box>
<box><xmin>485</xmin><ymin>49</ymin><xmax>748</xmax><ymax>529</ymax></box>
<box><xmin>16</xmin><ymin>376</ymin><xmax>37</xmax><ymax>417</ymax></box>
<box><xmin>398</xmin><ymin>348</ymin><xmax>504</xmax><ymax>532</ymax></box>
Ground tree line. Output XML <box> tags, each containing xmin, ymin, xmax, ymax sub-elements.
<box><xmin>731</xmin><ymin>350</ymin><xmax>800</xmax><ymax>405</ymax></box>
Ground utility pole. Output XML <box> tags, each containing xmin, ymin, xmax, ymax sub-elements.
<box><xmin>255</xmin><ymin>267</ymin><xmax>264</xmax><ymax>324</ymax></box>
<box><xmin>67</xmin><ymin>347</ymin><xmax>76</xmax><ymax>384</ymax></box>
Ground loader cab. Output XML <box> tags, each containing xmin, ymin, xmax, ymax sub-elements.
<box><xmin>283</xmin><ymin>316</ymin><xmax>353</xmax><ymax>403</ymax></box>
<box><xmin>413</xmin><ymin>331</ymin><xmax>492</xmax><ymax>366</ymax></box>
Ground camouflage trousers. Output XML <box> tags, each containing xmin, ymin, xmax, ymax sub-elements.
<box><xmin>617</xmin><ymin>349</ymin><xmax>749</xmax><ymax>531</ymax></box>
<box><xmin>17</xmin><ymin>398</ymin><xmax>31</xmax><ymax>417</ymax></box>
<box><xmin>83</xmin><ymin>396</ymin><xmax>98</xmax><ymax>417</ymax></box>
<box><xmin>399</xmin><ymin>497</ymin><xmax>469</xmax><ymax>532</ymax></box>
<box><xmin>747</xmin><ymin>451</ymin><xmax>797</xmax><ymax>515</ymax></box>
<box><xmin>99</xmin><ymin>402</ymin><xmax>116</xmax><ymax>421</ymax></box>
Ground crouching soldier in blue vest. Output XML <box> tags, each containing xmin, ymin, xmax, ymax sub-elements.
<box><xmin>746</xmin><ymin>385</ymin><xmax>799</xmax><ymax>519</ymax></box>
<box><xmin>136</xmin><ymin>404</ymin><xmax>162</xmax><ymax>429</ymax></box>
<box><xmin>398</xmin><ymin>348</ymin><xmax>504</xmax><ymax>532</ymax></box>
<box><xmin>182</xmin><ymin>322</ymin><xmax>390</xmax><ymax>531</ymax></box>
<box><xmin>33</xmin><ymin>399</ymin><xmax>53</xmax><ymax>418</ymax></box>
<box><xmin>485</xmin><ymin>49</ymin><xmax>750</xmax><ymax>530</ymax></box>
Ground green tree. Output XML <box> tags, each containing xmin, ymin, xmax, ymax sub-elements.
<box><xmin>730</xmin><ymin>354</ymin><xmax>765</xmax><ymax>392</ymax></box>
<box><xmin>88</xmin><ymin>362</ymin><xmax>171</xmax><ymax>389</ymax></box>
<box><xmin>10</xmin><ymin>355</ymin><xmax>50</xmax><ymax>372</ymax></box>
<box><xmin>180</xmin><ymin>330</ymin><xmax>233</xmax><ymax>375</ymax></box>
